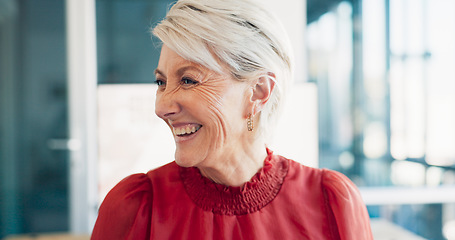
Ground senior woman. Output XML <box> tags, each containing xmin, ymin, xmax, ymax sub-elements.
<box><xmin>91</xmin><ymin>0</ymin><xmax>373</xmax><ymax>239</ymax></box>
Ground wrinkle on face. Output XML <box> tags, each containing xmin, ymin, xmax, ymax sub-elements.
<box><xmin>155</xmin><ymin>45</ymin><xmax>250</xmax><ymax>169</ymax></box>
<box><xmin>193</xmin><ymin>72</ymin><xmax>236</xmax><ymax>153</ymax></box>
<box><xmin>200</xmin><ymin>78</ymin><xmax>244</xmax><ymax>159</ymax></box>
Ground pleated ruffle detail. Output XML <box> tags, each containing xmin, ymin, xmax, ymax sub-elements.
<box><xmin>180</xmin><ymin>149</ymin><xmax>289</xmax><ymax>215</ymax></box>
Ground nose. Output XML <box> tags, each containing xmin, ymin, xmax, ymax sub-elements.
<box><xmin>155</xmin><ymin>90</ymin><xmax>181</xmax><ymax>120</ymax></box>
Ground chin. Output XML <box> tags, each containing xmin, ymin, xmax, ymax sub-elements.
<box><xmin>174</xmin><ymin>151</ymin><xmax>200</xmax><ymax>168</ymax></box>
<box><xmin>174</xmin><ymin>159</ymin><xmax>194</xmax><ymax>168</ymax></box>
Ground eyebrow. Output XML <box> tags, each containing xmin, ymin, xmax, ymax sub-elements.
<box><xmin>154</xmin><ymin>65</ymin><xmax>203</xmax><ymax>78</ymax></box>
<box><xmin>154</xmin><ymin>69</ymin><xmax>165</xmax><ymax>77</ymax></box>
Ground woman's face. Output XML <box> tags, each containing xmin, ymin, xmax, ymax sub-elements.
<box><xmin>155</xmin><ymin>45</ymin><xmax>252</xmax><ymax>168</ymax></box>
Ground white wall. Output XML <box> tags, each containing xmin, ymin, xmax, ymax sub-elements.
<box><xmin>261</xmin><ymin>0</ymin><xmax>318</xmax><ymax>167</ymax></box>
<box><xmin>263</xmin><ymin>0</ymin><xmax>307</xmax><ymax>83</ymax></box>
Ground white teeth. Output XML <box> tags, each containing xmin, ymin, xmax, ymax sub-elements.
<box><xmin>174</xmin><ymin>125</ymin><xmax>201</xmax><ymax>136</ymax></box>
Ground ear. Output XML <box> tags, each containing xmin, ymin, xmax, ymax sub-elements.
<box><xmin>249</xmin><ymin>73</ymin><xmax>276</xmax><ymax>116</ymax></box>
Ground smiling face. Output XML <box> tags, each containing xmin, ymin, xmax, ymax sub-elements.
<box><xmin>155</xmin><ymin>45</ymin><xmax>253</xmax><ymax>168</ymax></box>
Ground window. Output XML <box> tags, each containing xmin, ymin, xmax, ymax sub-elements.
<box><xmin>308</xmin><ymin>0</ymin><xmax>455</xmax><ymax>239</ymax></box>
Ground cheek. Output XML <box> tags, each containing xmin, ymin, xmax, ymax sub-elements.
<box><xmin>196</xmin><ymin>86</ymin><xmax>226</xmax><ymax>124</ymax></box>
<box><xmin>194</xmin><ymin>85</ymin><xmax>233</xmax><ymax>146</ymax></box>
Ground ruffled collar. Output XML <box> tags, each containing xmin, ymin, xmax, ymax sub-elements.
<box><xmin>179</xmin><ymin>148</ymin><xmax>289</xmax><ymax>215</ymax></box>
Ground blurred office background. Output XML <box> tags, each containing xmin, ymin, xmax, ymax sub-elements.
<box><xmin>1</xmin><ymin>0</ymin><xmax>455</xmax><ymax>239</ymax></box>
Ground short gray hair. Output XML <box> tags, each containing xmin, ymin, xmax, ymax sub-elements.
<box><xmin>152</xmin><ymin>0</ymin><xmax>293</xmax><ymax>139</ymax></box>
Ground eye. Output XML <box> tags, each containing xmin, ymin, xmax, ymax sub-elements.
<box><xmin>154</xmin><ymin>79</ymin><xmax>165</xmax><ymax>86</ymax></box>
<box><xmin>181</xmin><ymin>77</ymin><xmax>199</xmax><ymax>85</ymax></box>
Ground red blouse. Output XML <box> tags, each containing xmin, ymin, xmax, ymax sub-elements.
<box><xmin>91</xmin><ymin>149</ymin><xmax>373</xmax><ymax>239</ymax></box>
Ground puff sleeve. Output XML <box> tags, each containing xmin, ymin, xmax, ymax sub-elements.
<box><xmin>91</xmin><ymin>173</ymin><xmax>153</xmax><ymax>240</ymax></box>
<box><xmin>322</xmin><ymin>169</ymin><xmax>373</xmax><ymax>240</ymax></box>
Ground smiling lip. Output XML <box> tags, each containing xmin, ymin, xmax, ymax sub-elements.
<box><xmin>171</xmin><ymin>123</ymin><xmax>202</xmax><ymax>142</ymax></box>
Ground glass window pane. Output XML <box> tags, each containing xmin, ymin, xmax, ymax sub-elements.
<box><xmin>1</xmin><ymin>0</ymin><xmax>69</xmax><ymax>237</ymax></box>
<box><xmin>308</xmin><ymin>0</ymin><xmax>455</xmax><ymax>239</ymax></box>
<box><xmin>96</xmin><ymin>0</ymin><xmax>169</xmax><ymax>84</ymax></box>
<box><xmin>426</xmin><ymin>0</ymin><xmax>455</xmax><ymax>166</ymax></box>
<box><xmin>403</xmin><ymin>57</ymin><xmax>425</xmax><ymax>158</ymax></box>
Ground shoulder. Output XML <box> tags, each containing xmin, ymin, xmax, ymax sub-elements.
<box><xmin>146</xmin><ymin>161</ymin><xmax>179</xmax><ymax>179</ymax></box>
<box><xmin>321</xmin><ymin>168</ymin><xmax>361</xmax><ymax>200</ymax></box>
<box><xmin>283</xmin><ymin>157</ymin><xmax>325</xmax><ymax>185</ymax></box>
<box><xmin>319</xmin><ymin>168</ymin><xmax>365</xmax><ymax>213</ymax></box>
<box><xmin>108</xmin><ymin>173</ymin><xmax>153</xmax><ymax>200</ymax></box>
<box><xmin>320</xmin><ymin>169</ymin><xmax>374</xmax><ymax>239</ymax></box>
<box><xmin>280</xmin><ymin>157</ymin><xmax>373</xmax><ymax>239</ymax></box>
<box><xmin>92</xmin><ymin>162</ymin><xmax>178</xmax><ymax>239</ymax></box>
<box><xmin>284</xmin><ymin>158</ymin><xmax>362</xmax><ymax>199</ymax></box>
<box><xmin>92</xmin><ymin>173</ymin><xmax>153</xmax><ymax>239</ymax></box>
<box><xmin>99</xmin><ymin>161</ymin><xmax>178</xmax><ymax>208</ymax></box>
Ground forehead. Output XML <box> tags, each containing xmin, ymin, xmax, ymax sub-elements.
<box><xmin>158</xmin><ymin>45</ymin><xmax>191</xmax><ymax>66</ymax></box>
<box><xmin>156</xmin><ymin>45</ymin><xmax>205</xmax><ymax>74</ymax></box>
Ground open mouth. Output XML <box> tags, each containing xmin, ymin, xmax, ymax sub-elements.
<box><xmin>174</xmin><ymin>124</ymin><xmax>202</xmax><ymax>137</ymax></box>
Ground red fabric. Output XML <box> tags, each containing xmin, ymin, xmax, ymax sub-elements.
<box><xmin>92</xmin><ymin>150</ymin><xmax>373</xmax><ymax>240</ymax></box>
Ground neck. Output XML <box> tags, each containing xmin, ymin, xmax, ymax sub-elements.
<box><xmin>197</xmin><ymin>139</ymin><xmax>267</xmax><ymax>187</ymax></box>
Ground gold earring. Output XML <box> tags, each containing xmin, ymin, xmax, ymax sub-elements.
<box><xmin>247</xmin><ymin>113</ymin><xmax>254</xmax><ymax>131</ymax></box>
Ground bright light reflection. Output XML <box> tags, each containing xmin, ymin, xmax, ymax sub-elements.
<box><xmin>390</xmin><ymin>58</ymin><xmax>406</xmax><ymax>160</ymax></box>
<box><xmin>426</xmin><ymin>166</ymin><xmax>443</xmax><ymax>186</ymax></box>
<box><xmin>363</xmin><ymin>122</ymin><xmax>387</xmax><ymax>159</ymax></box>
<box><xmin>389</xmin><ymin>0</ymin><xmax>404</xmax><ymax>55</ymax></box>
<box><xmin>391</xmin><ymin>160</ymin><xmax>425</xmax><ymax>186</ymax></box>
<box><xmin>404</xmin><ymin>58</ymin><xmax>425</xmax><ymax>158</ymax></box>
<box><xmin>444</xmin><ymin>220</ymin><xmax>455</xmax><ymax>240</ymax></box>
<box><xmin>339</xmin><ymin>151</ymin><xmax>355</xmax><ymax>169</ymax></box>
<box><xmin>318</xmin><ymin>12</ymin><xmax>337</xmax><ymax>52</ymax></box>
<box><xmin>425</xmin><ymin>0</ymin><xmax>455</xmax><ymax>166</ymax></box>
<box><xmin>362</xmin><ymin>0</ymin><xmax>386</xmax><ymax>78</ymax></box>
<box><xmin>406</xmin><ymin>0</ymin><xmax>424</xmax><ymax>54</ymax></box>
